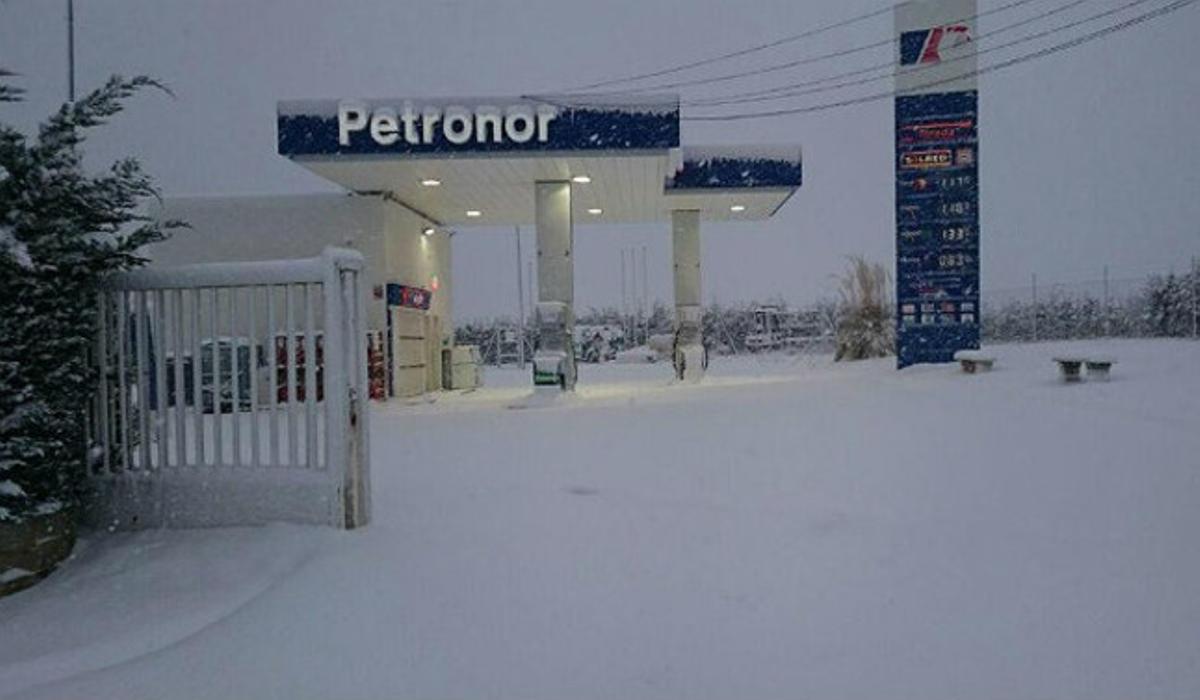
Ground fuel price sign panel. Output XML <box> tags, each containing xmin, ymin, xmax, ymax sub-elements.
<box><xmin>893</xmin><ymin>0</ymin><xmax>980</xmax><ymax>369</ymax></box>
<box><xmin>895</xmin><ymin>90</ymin><xmax>980</xmax><ymax>368</ymax></box>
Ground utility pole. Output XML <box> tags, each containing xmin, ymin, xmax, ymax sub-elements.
<box><xmin>525</xmin><ymin>259</ymin><xmax>534</xmax><ymax>359</ymax></box>
<box><xmin>620</xmin><ymin>248</ymin><xmax>627</xmax><ymax>338</ymax></box>
<box><xmin>641</xmin><ymin>244</ymin><xmax>649</xmax><ymax>343</ymax></box>
<box><xmin>628</xmin><ymin>247</ymin><xmax>638</xmax><ymax>343</ymax></box>
<box><xmin>1103</xmin><ymin>265</ymin><xmax>1110</xmax><ymax>338</ymax></box>
<box><xmin>525</xmin><ymin>260</ymin><xmax>533</xmax><ymax>316</ymax></box>
<box><xmin>1192</xmin><ymin>255</ymin><xmax>1198</xmax><ymax>339</ymax></box>
<box><xmin>67</xmin><ymin>0</ymin><xmax>76</xmax><ymax>102</ymax></box>
<box><xmin>1031</xmin><ymin>272</ymin><xmax>1039</xmax><ymax>342</ymax></box>
<box><xmin>514</xmin><ymin>226</ymin><xmax>525</xmax><ymax>367</ymax></box>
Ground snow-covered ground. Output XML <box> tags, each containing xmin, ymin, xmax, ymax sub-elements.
<box><xmin>1</xmin><ymin>339</ymin><xmax>1198</xmax><ymax>699</ymax></box>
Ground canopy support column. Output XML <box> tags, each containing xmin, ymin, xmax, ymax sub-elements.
<box><xmin>533</xmin><ymin>181</ymin><xmax>576</xmax><ymax>390</ymax></box>
<box><xmin>671</xmin><ymin>209</ymin><xmax>705</xmax><ymax>382</ymax></box>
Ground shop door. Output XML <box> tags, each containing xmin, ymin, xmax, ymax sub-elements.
<box><xmin>391</xmin><ymin>307</ymin><xmax>426</xmax><ymax>397</ymax></box>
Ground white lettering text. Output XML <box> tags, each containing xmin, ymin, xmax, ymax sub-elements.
<box><xmin>336</xmin><ymin>100</ymin><xmax>560</xmax><ymax>148</ymax></box>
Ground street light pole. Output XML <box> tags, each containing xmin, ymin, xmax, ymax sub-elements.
<box><xmin>1103</xmin><ymin>265</ymin><xmax>1110</xmax><ymax>338</ymax></box>
<box><xmin>620</xmin><ymin>248</ymin><xmax>627</xmax><ymax>338</ymax></box>
<box><xmin>67</xmin><ymin>0</ymin><xmax>75</xmax><ymax>102</ymax></box>
<box><xmin>514</xmin><ymin>226</ymin><xmax>526</xmax><ymax>367</ymax></box>
<box><xmin>1031</xmin><ymin>272</ymin><xmax>1039</xmax><ymax>342</ymax></box>
<box><xmin>628</xmin><ymin>247</ymin><xmax>638</xmax><ymax>342</ymax></box>
<box><xmin>1192</xmin><ymin>255</ymin><xmax>1198</xmax><ymax>339</ymax></box>
<box><xmin>641</xmin><ymin>244</ymin><xmax>648</xmax><ymax>343</ymax></box>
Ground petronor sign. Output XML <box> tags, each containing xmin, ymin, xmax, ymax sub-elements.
<box><xmin>276</xmin><ymin>96</ymin><xmax>681</xmax><ymax>157</ymax></box>
<box><xmin>337</xmin><ymin>101</ymin><xmax>559</xmax><ymax>147</ymax></box>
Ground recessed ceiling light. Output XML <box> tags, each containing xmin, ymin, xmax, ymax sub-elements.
<box><xmin>730</xmin><ymin>204</ymin><xmax>747</xmax><ymax>212</ymax></box>
<box><xmin>587</xmin><ymin>208</ymin><xmax>603</xmax><ymax>215</ymax></box>
<box><xmin>465</xmin><ymin>210</ymin><xmax>482</xmax><ymax>218</ymax></box>
<box><xmin>571</xmin><ymin>175</ymin><xmax>592</xmax><ymax>184</ymax></box>
<box><xmin>420</xmin><ymin>178</ymin><xmax>441</xmax><ymax>187</ymax></box>
<box><xmin>422</xmin><ymin>227</ymin><xmax>435</xmax><ymax>236</ymax></box>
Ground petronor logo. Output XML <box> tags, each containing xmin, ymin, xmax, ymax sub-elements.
<box><xmin>899</xmin><ymin>25</ymin><xmax>971</xmax><ymax>66</ymax></box>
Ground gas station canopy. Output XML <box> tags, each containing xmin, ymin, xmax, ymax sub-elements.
<box><xmin>277</xmin><ymin>95</ymin><xmax>802</xmax><ymax>226</ymax></box>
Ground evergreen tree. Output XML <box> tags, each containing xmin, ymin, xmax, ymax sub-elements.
<box><xmin>0</xmin><ymin>74</ymin><xmax>184</xmax><ymax>523</ymax></box>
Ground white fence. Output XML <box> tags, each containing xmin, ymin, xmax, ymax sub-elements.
<box><xmin>87</xmin><ymin>247</ymin><xmax>371</xmax><ymax>530</ymax></box>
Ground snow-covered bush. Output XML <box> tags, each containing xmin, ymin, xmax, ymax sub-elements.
<box><xmin>1145</xmin><ymin>272</ymin><xmax>1197</xmax><ymax>337</ymax></box>
<box><xmin>982</xmin><ymin>270</ymin><xmax>1197</xmax><ymax>343</ymax></box>
<box><xmin>834</xmin><ymin>256</ymin><xmax>894</xmax><ymax>361</ymax></box>
<box><xmin>0</xmin><ymin>75</ymin><xmax>184</xmax><ymax>523</ymax></box>
<box><xmin>456</xmin><ymin>266</ymin><xmax>1195</xmax><ymax>365</ymax></box>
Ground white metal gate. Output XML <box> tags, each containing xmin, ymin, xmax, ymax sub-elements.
<box><xmin>87</xmin><ymin>247</ymin><xmax>370</xmax><ymax>529</ymax></box>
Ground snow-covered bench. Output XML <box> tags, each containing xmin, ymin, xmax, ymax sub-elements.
<box><xmin>1085</xmin><ymin>357</ymin><xmax>1116</xmax><ymax>381</ymax></box>
<box><xmin>1054</xmin><ymin>356</ymin><xmax>1116</xmax><ymax>382</ymax></box>
<box><xmin>1053</xmin><ymin>357</ymin><xmax>1087</xmax><ymax>382</ymax></box>
<box><xmin>953</xmin><ymin>350</ymin><xmax>995</xmax><ymax>374</ymax></box>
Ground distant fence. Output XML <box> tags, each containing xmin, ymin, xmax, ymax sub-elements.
<box><xmin>87</xmin><ymin>248</ymin><xmax>371</xmax><ymax>530</ymax></box>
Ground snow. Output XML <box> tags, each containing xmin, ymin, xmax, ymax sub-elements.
<box><xmin>106</xmin><ymin>247</ymin><xmax>358</xmax><ymax>290</ymax></box>
<box><xmin>0</xmin><ymin>569</ymin><xmax>32</xmax><ymax>585</ymax></box>
<box><xmin>279</xmin><ymin>94</ymin><xmax>680</xmax><ymax>118</ymax></box>
<box><xmin>0</xmin><ymin>226</ymin><xmax>33</xmax><ymax>270</ymax></box>
<box><xmin>953</xmin><ymin>349</ymin><xmax>993</xmax><ymax>361</ymax></box>
<box><xmin>0</xmin><ymin>481</ymin><xmax>24</xmax><ymax>497</ymax></box>
<box><xmin>679</xmin><ymin>144</ymin><xmax>803</xmax><ymax>163</ymax></box>
<box><xmin>1</xmin><ymin>339</ymin><xmax>1199</xmax><ymax>699</ymax></box>
<box><xmin>613</xmin><ymin>345</ymin><xmax>662</xmax><ymax>364</ymax></box>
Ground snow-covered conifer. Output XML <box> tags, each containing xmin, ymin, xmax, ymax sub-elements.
<box><xmin>0</xmin><ymin>74</ymin><xmax>184</xmax><ymax>523</ymax></box>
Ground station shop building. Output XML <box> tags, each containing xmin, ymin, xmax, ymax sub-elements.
<box><xmin>148</xmin><ymin>94</ymin><xmax>803</xmax><ymax>396</ymax></box>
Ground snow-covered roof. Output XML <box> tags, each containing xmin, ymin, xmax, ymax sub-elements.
<box><xmin>667</xmin><ymin>145</ymin><xmax>803</xmax><ymax>191</ymax></box>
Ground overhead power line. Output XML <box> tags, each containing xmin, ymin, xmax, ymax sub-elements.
<box><xmin>682</xmin><ymin>0</ymin><xmax>1095</xmax><ymax>107</ymax></box>
<box><xmin>681</xmin><ymin>0</ymin><xmax>1196</xmax><ymax>121</ymax></box>
<box><xmin>562</xmin><ymin>3</ymin><xmax>896</xmax><ymax>92</ymax></box>
<box><xmin>562</xmin><ymin>0</ymin><xmax>1042</xmax><ymax>97</ymax></box>
<box><xmin>685</xmin><ymin>0</ymin><xmax>1153</xmax><ymax>108</ymax></box>
<box><xmin>547</xmin><ymin>0</ymin><xmax>1095</xmax><ymax>109</ymax></box>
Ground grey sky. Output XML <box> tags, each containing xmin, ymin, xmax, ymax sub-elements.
<box><xmin>2</xmin><ymin>0</ymin><xmax>1198</xmax><ymax>321</ymax></box>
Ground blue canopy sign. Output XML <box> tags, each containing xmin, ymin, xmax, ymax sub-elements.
<box><xmin>277</xmin><ymin>96</ymin><xmax>680</xmax><ymax>157</ymax></box>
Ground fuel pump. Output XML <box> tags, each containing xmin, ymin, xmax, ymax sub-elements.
<box><xmin>673</xmin><ymin>304</ymin><xmax>706</xmax><ymax>382</ymax></box>
<box><xmin>532</xmin><ymin>301</ymin><xmax>576</xmax><ymax>390</ymax></box>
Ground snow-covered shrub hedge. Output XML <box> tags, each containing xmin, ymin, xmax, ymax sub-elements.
<box><xmin>981</xmin><ymin>270</ymin><xmax>1197</xmax><ymax>343</ymax></box>
<box><xmin>455</xmin><ymin>269</ymin><xmax>1195</xmax><ymax>364</ymax></box>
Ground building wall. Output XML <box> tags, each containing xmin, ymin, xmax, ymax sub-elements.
<box><xmin>379</xmin><ymin>199</ymin><xmax>454</xmax><ymax>394</ymax></box>
<box><xmin>151</xmin><ymin>193</ymin><xmax>388</xmax><ymax>327</ymax></box>
<box><xmin>149</xmin><ymin>192</ymin><xmax>455</xmax><ymax>396</ymax></box>
<box><xmin>381</xmin><ymin>199</ymin><xmax>453</xmax><ymax>341</ymax></box>
<box><xmin>150</xmin><ymin>193</ymin><xmax>453</xmax><ymax>335</ymax></box>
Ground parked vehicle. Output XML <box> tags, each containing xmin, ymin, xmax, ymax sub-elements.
<box><xmin>744</xmin><ymin>306</ymin><xmax>831</xmax><ymax>352</ymax></box>
<box><xmin>201</xmin><ymin>338</ymin><xmax>267</xmax><ymax>413</ymax></box>
<box><xmin>163</xmin><ymin>338</ymin><xmax>268</xmax><ymax>413</ymax></box>
<box><xmin>274</xmin><ymin>332</ymin><xmax>325</xmax><ymax>402</ymax></box>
